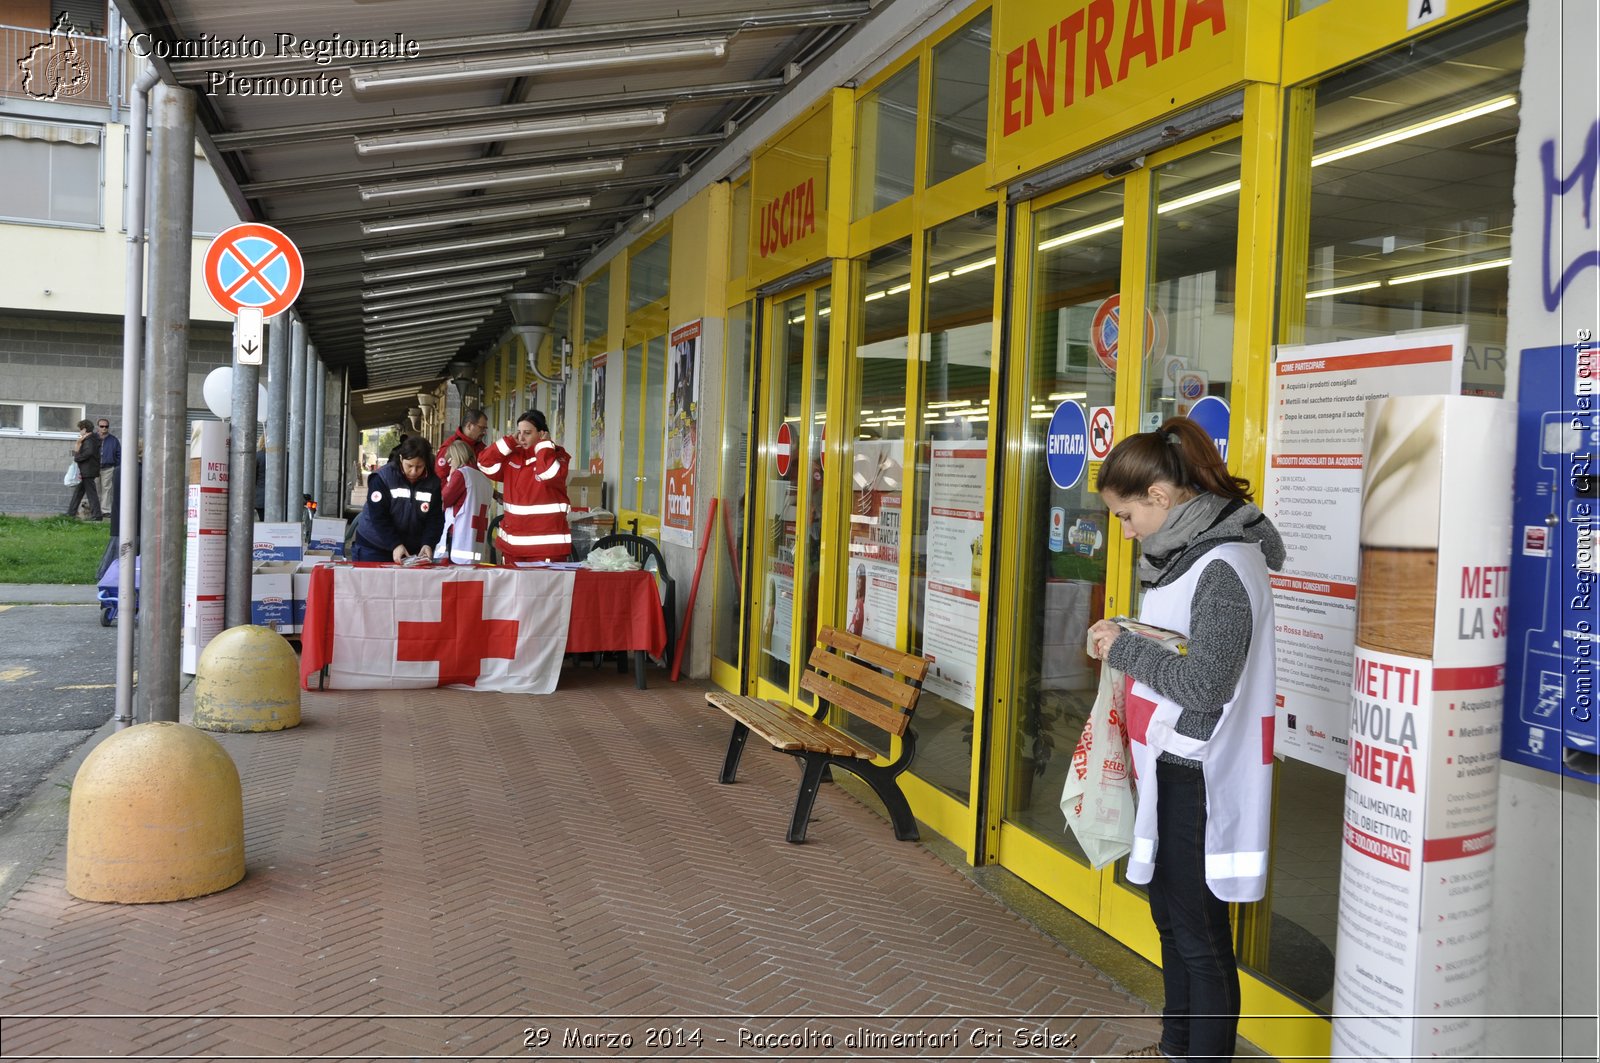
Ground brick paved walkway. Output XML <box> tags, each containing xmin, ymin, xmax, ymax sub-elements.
<box><xmin>0</xmin><ymin>666</ymin><xmax>1163</xmax><ymax>1060</ymax></box>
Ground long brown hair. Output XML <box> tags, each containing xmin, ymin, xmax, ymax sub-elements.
<box><xmin>1097</xmin><ymin>416</ymin><xmax>1252</xmax><ymax>502</ymax></box>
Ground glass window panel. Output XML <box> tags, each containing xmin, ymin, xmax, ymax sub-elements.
<box><xmin>1003</xmin><ymin>184</ymin><xmax>1125</xmax><ymax>854</ymax></box>
<box><xmin>759</xmin><ymin>294</ymin><xmax>808</xmax><ymax>691</ymax></box>
<box><xmin>621</xmin><ymin>343</ymin><xmax>643</xmax><ymax>511</ymax></box>
<box><xmin>0</xmin><ymin>403</ymin><xmax>24</xmax><ymax>431</ymax></box>
<box><xmin>853</xmin><ymin>60</ymin><xmax>919</xmax><ymax>218</ymax></box>
<box><xmin>713</xmin><ymin>301</ymin><xmax>751</xmax><ymax>666</ymax></box>
<box><xmin>1294</xmin><ymin>10</ymin><xmax>1523</xmax><ymax>398</ymax></box>
<box><xmin>904</xmin><ymin>204</ymin><xmax>998</xmax><ymax>803</ymax></box>
<box><xmin>579</xmin><ymin>357</ymin><xmax>595</xmax><ymax>471</ymax></box>
<box><xmin>51</xmin><ymin>139</ymin><xmax>99</xmax><ymax>225</ymax></box>
<box><xmin>583</xmin><ymin>273</ymin><xmax>610</xmax><ymax>348</ymax></box>
<box><xmin>641</xmin><ymin>333</ymin><xmax>666</xmax><ymax>517</ymax></box>
<box><xmin>37</xmin><ymin>404</ymin><xmax>81</xmax><ymax>433</ymax></box>
<box><xmin>927</xmin><ymin>12</ymin><xmax>991</xmax><ymax>186</ymax></box>
<box><xmin>192</xmin><ymin>158</ymin><xmax>239</xmax><ymax>236</ymax></box>
<box><xmin>798</xmin><ymin>285</ymin><xmax>830</xmax><ymax>706</ymax></box>
<box><xmin>0</xmin><ymin>140</ymin><xmax>60</xmax><ymax>222</ymax></box>
<box><xmin>629</xmin><ymin>234</ymin><xmax>672</xmax><ymax>313</ymax></box>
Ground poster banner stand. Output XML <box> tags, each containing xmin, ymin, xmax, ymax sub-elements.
<box><xmin>1331</xmin><ymin>395</ymin><xmax>1514</xmax><ymax>1060</ymax></box>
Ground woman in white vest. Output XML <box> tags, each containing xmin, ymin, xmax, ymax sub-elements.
<box><xmin>435</xmin><ymin>440</ymin><xmax>493</xmax><ymax>565</ymax></box>
<box><xmin>1087</xmin><ymin>417</ymin><xmax>1285</xmax><ymax>1063</ymax></box>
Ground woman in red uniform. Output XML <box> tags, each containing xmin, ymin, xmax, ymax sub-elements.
<box><xmin>477</xmin><ymin>409</ymin><xmax>573</xmax><ymax>563</ymax></box>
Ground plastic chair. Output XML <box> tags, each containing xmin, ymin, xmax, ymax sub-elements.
<box><xmin>592</xmin><ymin>532</ymin><xmax>676</xmax><ymax>668</ymax></box>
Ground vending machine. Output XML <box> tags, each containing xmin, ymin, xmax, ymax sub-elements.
<box><xmin>1503</xmin><ymin>343</ymin><xmax>1599</xmax><ymax>781</ymax></box>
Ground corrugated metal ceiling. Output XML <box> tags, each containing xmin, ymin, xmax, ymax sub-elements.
<box><xmin>113</xmin><ymin>0</ymin><xmax>877</xmax><ymax>393</ymax></box>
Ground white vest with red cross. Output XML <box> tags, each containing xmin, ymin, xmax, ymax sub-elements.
<box><xmin>436</xmin><ymin>466</ymin><xmax>493</xmax><ymax>565</ymax></box>
<box><xmin>1123</xmin><ymin>540</ymin><xmax>1277</xmax><ymax>902</ymax></box>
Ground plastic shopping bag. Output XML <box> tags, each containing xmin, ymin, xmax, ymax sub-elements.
<box><xmin>64</xmin><ymin>462</ymin><xmax>80</xmax><ymax>487</ymax></box>
<box><xmin>1060</xmin><ymin>663</ymin><xmax>1135</xmax><ymax>869</ymax></box>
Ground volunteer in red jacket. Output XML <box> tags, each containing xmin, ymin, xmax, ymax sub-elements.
<box><xmin>477</xmin><ymin>409</ymin><xmax>573</xmax><ymax>563</ymax></box>
<box><xmin>434</xmin><ymin>408</ymin><xmax>489</xmax><ymax>479</ymax></box>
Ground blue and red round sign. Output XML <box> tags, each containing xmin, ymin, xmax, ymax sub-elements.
<box><xmin>1186</xmin><ymin>395</ymin><xmax>1231</xmax><ymax>462</ymax></box>
<box><xmin>1046</xmin><ymin>400</ymin><xmax>1089</xmax><ymax>490</ymax></box>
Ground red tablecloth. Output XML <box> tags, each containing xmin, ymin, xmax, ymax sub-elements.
<box><xmin>299</xmin><ymin>563</ymin><xmax>666</xmax><ymax>690</ymax></box>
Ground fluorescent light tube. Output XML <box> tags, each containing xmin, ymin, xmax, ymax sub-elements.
<box><xmin>365</xmin><ymin>300</ymin><xmax>501</xmax><ymax>325</ymax></box>
<box><xmin>368</xmin><ymin>313</ymin><xmax>490</xmax><ymax>335</ymax></box>
<box><xmin>356</xmin><ymin>110</ymin><xmax>667</xmax><ymax>155</ymax></box>
<box><xmin>362</xmin><ymin>196</ymin><xmax>590</xmax><ymax>236</ymax></box>
<box><xmin>350</xmin><ymin>39</ymin><xmax>727</xmax><ymax>93</ymax></box>
<box><xmin>359</xmin><ymin>159</ymin><xmax>622</xmax><ymax>201</ymax></box>
<box><xmin>364</xmin><ymin>269</ymin><xmax>528</xmax><ymax>300</ymax></box>
<box><xmin>364</xmin><ymin>283</ymin><xmax>513</xmax><ymax>312</ymax></box>
<box><xmin>1312</xmin><ymin>95</ymin><xmax>1518</xmax><ymax>168</ymax></box>
<box><xmin>361</xmin><ymin>226</ymin><xmax>566</xmax><ymax>263</ymax></box>
<box><xmin>1038</xmin><ymin>217</ymin><xmax>1124</xmax><ymax>252</ymax></box>
<box><xmin>363</xmin><ymin>250</ymin><xmax>545</xmax><ymax>285</ymax></box>
<box><xmin>1305</xmin><ymin>281</ymin><xmax>1381</xmax><ymax>299</ymax></box>
<box><xmin>1386</xmin><ymin>257</ymin><xmax>1511</xmax><ymax>286</ymax></box>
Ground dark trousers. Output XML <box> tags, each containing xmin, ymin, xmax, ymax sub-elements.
<box><xmin>66</xmin><ymin>475</ymin><xmax>102</xmax><ymax>520</ymax></box>
<box><xmin>1148</xmin><ymin>760</ymin><xmax>1240</xmax><ymax>1062</ymax></box>
<box><xmin>351</xmin><ymin>538</ymin><xmax>391</xmax><ymax>562</ymax></box>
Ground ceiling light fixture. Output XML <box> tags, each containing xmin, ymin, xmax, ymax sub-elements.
<box><xmin>349</xmin><ymin>38</ymin><xmax>728</xmax><ymax>94</ymax></box>
<box><xmin>1305</xmin><ymin>280</ymin><xmax>1382</xmax><ymax>299</ymax></box>
<box><xmin>363</xmin><ymin>250</ymin><xmax>545</xmax><ymax>285</ymax></box>
<box><xmin>364</xmin><ymin>269</ymin><xmax>529</xmax><ymax>300</ymax></box>
<box><xmin>365</xmin><ymin>301</ymin><xmax>501</xmax><ymax>326</ymax></box>
<box><xmin>361</xmin><ymin>196</ymin><xmax>590</xmax><ymax>236</ymax></box>
<box><xmin>364</xmin><ymin>283</ymin><xmax>514</xmax><ymax>313</ymax></box>
<box><xmin>361</xmin><ymin>227</ymin><xmax>566</xmax><ymax>264</ymax></box>
<box><xmin>359</xmin><ymin>159</ymin><xmax>623</xmax><ymax>201</ymax></box>
<box><xmin>355</xmin><ymin>110</ymin><xmax>667</xmax><ymax>156</ymax></box>
<box><xmin>1386</xmin><ymin>256</ymin><xmax>1511</xmax><ymax>286</ymax></box>
<box><xmin>368</xmin><ymin>312</ymin><xmax>493</xmax><ymax>335</ymax></box>
<box><xmin>1311</xmin><ymin>94</ymin><xmax>1518</xmax><ymax>168</ymax></box>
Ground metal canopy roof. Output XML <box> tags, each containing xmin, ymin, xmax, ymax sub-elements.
<box><xmin>114</xmin><ymin>0</ymin><xmax>876</xmax><ymax>393</ymax></box>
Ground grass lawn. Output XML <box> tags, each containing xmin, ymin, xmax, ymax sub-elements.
<box><xmin>0</xmin><ymin>515</ymin><xmax>111</xmax><ymax>584</ymax></box>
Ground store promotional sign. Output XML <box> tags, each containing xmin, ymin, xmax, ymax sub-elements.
<box><xmin>748</xmin><ymin>103</ymin><xmax>831</xmax><ymax>287</ymax></box>
<box><xmin>661</xmin><ymin>319</ymin><xmax>703</xmax><ymax>548</ymax></box>
<box><xmin>1331</xmin><ymin>395</ymin><xmax>1512</xmax><ymax>1062</ymax></box>
<box><xmin>587</xmin><ymin>354</ymin><xmax>607</xmax><ymax>476</ymax></box>
<box><xmin>989</xmin><ymin>0</ymin><xmax>1256</xmax><ymax>185</ymax></box>
<box><xmin>1265</xmin><ymin>329</ymin><xmax>1465</xmax><ymax>771</ymax></box>
<box><xmin>181</xmin><ymin>421</ymin><xmax>228</xmax><ymax>675</ymax></box>
<box><xmin>921</xmin><ymin>443</ymin><xmax>988</xmax><ymax>710</ymax></box>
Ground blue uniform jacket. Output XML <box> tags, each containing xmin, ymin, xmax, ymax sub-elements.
<box><xmin>355</xmin><ymin>464</ymin><xmax>445</xmax><ymax>555</ymax></box>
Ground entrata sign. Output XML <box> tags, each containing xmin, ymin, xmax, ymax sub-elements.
<box><xmin>204</xmin><ymin>223</ymin><xmax>304</xmax><ymax>319</ymax></box>
<box><xmin>775</xmin><ymin>422</ymin><xmax>794</xmax><ymax>478</ymax></box>
<box><xmin>1046</xmin><ymin>400</ymin><xmax>1089</xmax><ymax>490</ymax></box>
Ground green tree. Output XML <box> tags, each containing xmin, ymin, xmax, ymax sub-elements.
<box><xmin>374</xmin><ymin>425</ymin><xmax>400</xmax><ymax>460</ymax></box>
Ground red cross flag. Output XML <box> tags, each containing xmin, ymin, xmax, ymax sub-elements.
<box><xmin>326</xmin><ymin>566</ymin><xmax>575</xmax><ymax>694</ymax></box>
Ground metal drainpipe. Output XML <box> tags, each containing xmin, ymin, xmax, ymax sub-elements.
<box><xmin>224</xmin><ymin>337</ymin><xmax>260</xmax><ymax>629</ymax></box>
<box><xmin>263</xmin><ymin>315</ymin><xmax>289</xmax><ymax>521</ymax></box>
<box><xmin>113</xmin><ymin>64</ymin><xmax>161</xmax><ymax>730</ymax></box>
<box><xmin>286</xmin><ymin>321</ymin><xmax>306</xmax><ymax>520</ymax></box>
<box><xmin>134</xmin><ymin>82</ymin><xmax>196</xmax><ymax>725</ymax></box>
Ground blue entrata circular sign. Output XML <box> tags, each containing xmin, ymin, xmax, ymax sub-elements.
<box><xmin>1186</xmin><ymin>395</ymin><xmax>1231</xmax><ymax>462</ymax></box>
<box><xmin>1046</xmin><ymin>400</ymin><xmax>1089</xmax><ymax>490</ymax></box>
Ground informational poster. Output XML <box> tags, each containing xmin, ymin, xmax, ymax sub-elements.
<box><xmin>1266</xmin><ymin>328</ymin><xmax>1464</xmax><ymax>770</ymax></box>
<box><xmin>550</xmin><ymin>370</ymin><xmax>568</xmax><ymax>453</ymax></box>
<box><xmin>921</xmin><ymin>442</ymin><xmax>988</xmax><ymax>710</ymax></box>
<box><xmin>1331</xmin><ymin>395</ymin><xmax>1512</xmax><ymax>1062</ymax></box>
<box><xmin>182</xmin><ymin>421</ymin><xmax>228</xmax><ymax>674</ymax></box>
<box><xmin>661</xmin><ymin>319</ymin><xmax>702</xmax><ymax>547</ymax></box>
<box><xmin>849</xmin><ymin>439</ymin><xmax>903</xmax><ymax>645</ymax></box>
<box><xmin>762</xmin><ymin>475</ymin><xmax>799</xmax><ymax>667</ymax></box>
<box><xmin>587</xmin><ymin>354</ymin><xmax>607</xmax><ymax>476</ymax></box>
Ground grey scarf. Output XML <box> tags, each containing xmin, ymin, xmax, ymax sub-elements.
<box><xmin>1136</xmin><ymin>492</ymin><xmax>1238</xmax><ymax>587</ymax></box>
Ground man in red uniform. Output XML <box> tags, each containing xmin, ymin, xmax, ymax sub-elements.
<box><xmin>434</xmin><ymin>408</ymin><xmax>489</xmax><ymax>479</ymax></box>
<box><xmin>477</xmin><ymin>410</ymin><xmax>573</xmax><ymax>563</ymax></box>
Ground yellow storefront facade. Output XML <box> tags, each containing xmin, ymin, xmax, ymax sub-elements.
<box><xmin>540</xmin><ymin>1</ymin><xmax>1542</xmax><ymax>1055</ymax></box>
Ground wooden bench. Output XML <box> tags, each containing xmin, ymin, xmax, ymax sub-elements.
<box><xmin>706</xmin><ymin>627</ymin><xmax>929</xmax><ymax>844</ymax></box>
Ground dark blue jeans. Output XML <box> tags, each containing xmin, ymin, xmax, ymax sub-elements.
<box><xmin>1148</xmin><ymin>759</ymin><xmax>1240</xmax><ymax>1062</ymax></box>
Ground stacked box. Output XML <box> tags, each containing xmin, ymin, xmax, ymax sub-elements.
<box><xmin>253</xmin><ymin>522</ymin><xmax>304</xmax><ymax>561</ymax></box>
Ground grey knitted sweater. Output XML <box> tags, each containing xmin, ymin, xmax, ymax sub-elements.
<box><xmin>1106</xmin><ymin>499</ymin><xmax>1286</xmax><ymax>768</ymax></box>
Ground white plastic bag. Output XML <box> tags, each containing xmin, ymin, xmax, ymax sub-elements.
<box><xmin>64</xmin><ymin>462</ymin><xmax>80</xmax><ymax>487</ymax></box>
<box><xmin>1060</xmin><ymin>663</ymin><xmax>1136</xmax><ymax>869</ymax></box>
<box><xmin>584</xmin><ymin>545</ymin><xmax>640</xmax><ymax>571</ymax></box>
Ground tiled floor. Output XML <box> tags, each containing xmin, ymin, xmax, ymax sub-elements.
<box><xmin>0</xmin><ymin>666</ymin><xmax>1166</xmax><ymax>1060</ymax></box>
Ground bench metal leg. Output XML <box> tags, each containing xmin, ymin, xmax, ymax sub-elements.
<box><xmin>786</xmin><ymin>753</ymin><xmax>830</xmax><ymax>844</ymax></box>
<box><xmin>719</xmin><ymin>721</ymin><xmax>750</xmax><ymax>784</ymax></box>
<box><xmin>850</xmin><ymin>763</ymin><xmax>920</xmax><ymax>841</ymax></box>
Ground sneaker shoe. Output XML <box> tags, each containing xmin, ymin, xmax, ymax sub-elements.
<box><xmin>1125</xmin><ymin>1047</ymin><xmax>1169</xmax><ymax>1058</ymax></box>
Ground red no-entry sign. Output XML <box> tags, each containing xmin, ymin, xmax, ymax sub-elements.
<box><xmin>775</xmin><ymin>422</ymin><xmax>794</xmax><ymax>478</ymax></box>
<box><xmin>203</xmin><ymin>223</ymin><xmax>304</xmax><ymax>318</ymax></box>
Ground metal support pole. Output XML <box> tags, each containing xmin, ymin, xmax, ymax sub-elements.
<box><xmin>114</xmin><ymin>65</ymin><xmax>159</xmax><ymax>731</ymax></box>
<box><xmin>301</xmin><ymin>350</ymin><xmax>319</xmax><ymax>514</ymax></box>
<box><xmin>135</xmin><ymin>82</ymin><xmax>195</xmax><ymax>725</ymax></box>
<box><xmin>224</xmin><ymin>336</ymin><xmax>260</xmax><ymax>629</ymax></box>
<box><xmin>311</xmin><ymin>357</ymin><xmax>326</xmax><ymax>513</ymax></box>
<box><xmin>263</xmin><ymin>315</ymin><xmax>289</xmax><ymax>522</ymax></box>
<box><xmin>286</xmin><ymin>321</ymin><xmax>306</xmax><ymax>520</ymax></box>
<box><xmin>337</xmin><ymin>368</ymin><xmax>351</xmax><ymax>517</ymax></box>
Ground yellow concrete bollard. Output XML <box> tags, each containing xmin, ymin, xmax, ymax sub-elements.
<box><xmin>66</xmin><ymin>722</ymin><xmax>245</xmax><ymax>903</ymax></box>
<box><xmin>193</xmin><ymin>624</ymin><xmax>301</xmax><ymax>732</ymax></box>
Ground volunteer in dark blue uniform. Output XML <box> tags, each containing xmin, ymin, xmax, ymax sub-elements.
<box><xmin>352</xmin><ymin>435</ymin><xmax>445</xmax><ymax>562</ymax></box>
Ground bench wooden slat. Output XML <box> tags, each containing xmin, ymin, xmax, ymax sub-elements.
<box><xmin>817</xmin><ymin>627</ymin><xmax>929</xmax><ymax>682</ymax></box>
<box><xmin>800</xmin><ymin>668</ymin><xmax>911</xmax><ymax>737</ymax></box>
<box><xmin>707</xmin><ymin>692</ymin><xmax>875</xmax><ymax>759</ymax></box>
<box><xmin>806</xmin><ymin>643</ymin><xmax>918</xmax><ymax>710</ymax></box>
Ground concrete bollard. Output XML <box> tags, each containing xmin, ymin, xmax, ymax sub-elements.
<box><xmin>193</xmin><ymin>625</ymin><xmax>302</xmax><ymax>732</ymax></box>
<box><xmin>66</xmin><ymin>722</ymin><xmax>245</xmax><ymax>903</ymax></box>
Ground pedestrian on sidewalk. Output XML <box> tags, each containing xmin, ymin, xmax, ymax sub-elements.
<box><xmin>65</xmin><ymin>419</ymin><xmax>102</xmax><ymax>521</ymax></box>
<box><xmin>94</xmin><ymin>418</ymin><xmax>120</xmax><ymax>519</ymax></box>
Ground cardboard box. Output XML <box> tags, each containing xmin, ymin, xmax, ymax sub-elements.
<box><xmin>308</xmin><ymin>517</ymin><xmax>347</xmax><ymax>556</ymax></box>
<box><xmin>253</xmin><ymin>521</ymin><xmax>304</xmax><ymax>561</ymax></box>
<box><xmin>292</xmin><ymin>571</ymin><xmax>312</xmax><ymax>631</ymax></box>
<box><xmin>567</xmin><ymin>473</ymin><xmax>602</xmax><ymax>511</ymax></box>
<box><xmin>250</xmin><ymin>561</ymin><xmax>298</xmax><ymax>632</ymax></box>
